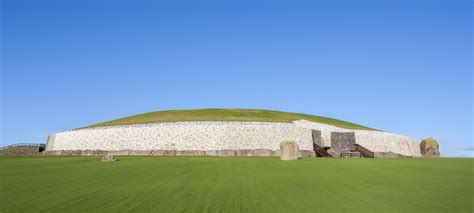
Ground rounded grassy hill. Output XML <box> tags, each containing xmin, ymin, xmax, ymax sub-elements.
<box><xmin>83</xmin><ymin>108</ymin><xmax>375</xmax><ymax>130</ymax></box>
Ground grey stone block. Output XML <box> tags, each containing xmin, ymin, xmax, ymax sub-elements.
<box><xmin>330</xmin><ymin>132</ymin><xmax>356</xmax><ymax>156</ymax></box>
<box><xmin>128</xmin><ymin>150</ymin><xmax>152</xmax><ymax>156</ymax></box>
<box><xmin>205</xmin><ymin>150</ymin><xmax>218</xmax><ymax>156</ymax></box>
<box><xmin>62</xmin><ymin>150</ymin><xmax>82</xmax><ymax>156</ymax></box>
<box><xmin>312</xmin><ymin>130</ymin><xmax>322</xmax><ymax>146</ymax></box>
<box><xmin>151</xmin><ymin>150</ymin><xmax>176</xmax><ymax>156</ymax></box>
<box><xmin>271</xmin><ymin>149</ymin><xmax>281</xmax><ymax>157</ymax></box>
<box><xmin>374</xmin><ymin>152</ymin><xmax>409</xmax><ymax>158</ymax></box>
<box><xmin>81</xmin><ymin>150</ymin><xmax>94</xmax><ymax>156</ymax></box>
<box><xmin>175</xmin><ymin>150</ymin><xmax>206</xmax><ymax>156</ymax></box>
<box><xmin>192</xmin><ymin>150</ymin><xmax>206</xmax><ymax>156</ymax></box>
<box><xmin>44</xmin><ymin>150</ymin><xmax>62</xmax><ymax>155</ymax></box>
<box><xmin>236</xmin><ymin>150</ymin><xmax>255</xmax><ymax>156</ymax></box>
<box><xmin>151</xmin><ymin>150</ymin><xmax>164</xmax><ymax>156</ymax></box>
<box><xmin>299</xmin><ymin>150</ymin><xmax>316</xmax><ymax>157</ymax></box>
<box><xmin>94</xmin><ymin>150</ymin><xmax>108</xmax><ymax>156</ymax></box>
<box><xmin>254</xmin><ymin>149</ymin><xmax>272</xmax><ymax>157</ymax></box>
<box><xmin>108</xmin><ymin>150</ymin><xmax>130</xmax><ymax>156</ymax></box>
<box><xmin>217</xmin><ymin>149</ymin><xmax>236</xmax><ymax>156</ymax></box>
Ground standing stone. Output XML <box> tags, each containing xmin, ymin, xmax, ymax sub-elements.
<box><xmin>420</xmin><ymin>138</ymin><xmax>440</xmax><ymax>157</ymax></box>
<box><xmin>280</xmin><ymin>141</ymin><xmax>299</xmax><ymax>160</ymax></box>
<box><xmin>101</xmin><ymin>154</ymin><xmax>116</xmax><ymax>162</ymax></box>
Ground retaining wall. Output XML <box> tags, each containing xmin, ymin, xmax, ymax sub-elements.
<box><xmin>0</xmin><ymin>146</ymin><xmax>41</xmax><ymax>156</ymax></box>
<box><xmin>46</xmin><ymin>120</ymin><xmax>421</xmax><ymax>157</ymax></box>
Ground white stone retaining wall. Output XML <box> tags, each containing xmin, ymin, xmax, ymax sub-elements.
<box><xmin>46</xmin><ymin>120</ymin><xmax>421</xmax><ymax>157</ymax></box>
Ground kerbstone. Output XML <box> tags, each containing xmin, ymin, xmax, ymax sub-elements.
<box><xmin>108</xmin><ymin>150</ymin><xmax>130</xmax><ymax>155</ymax></box>
<box><xmin>205</xmin><ymin>150</ymin><xmax>218</xmax><ymax>156</ymax></box>
<box><xmin>151</xmin><ymin>150</ymin><xmax>176</xmax><ymax>156</ymax></box>
<box><xmin>255</xmin><ymin>149</ymin><xmax>273</xmax><ymax>156</ymax></box>
<box><xmin>128</xmin><ymin>150</ymin><xmax>152</xmax><ymax>156</ymax></box>
<box><xmin>280</xmin><ymin>141</ymin><xmax>299</xmax><ymax>160</ymax></box>
<box><xmin>299</xmin><ymin>150</ymin><xmax>316</xmax><ymax>157</ymax></box>
<box><xmin>236</xmin><ymin>150</ymin><xmax>254</xmax><ymax>156</ymax></box>
<box><xmin>217</xmin><ymin>149</ymin><xmax>236</xmax><ymax>157</ymax></box>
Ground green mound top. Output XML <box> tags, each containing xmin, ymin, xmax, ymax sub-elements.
<box><xmin>83</xmin><ymin>108</ymin><xmax>375</xmax><ymax>130</ymax></box>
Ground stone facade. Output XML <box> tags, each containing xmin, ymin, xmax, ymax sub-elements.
<box><xmin>45</xmin><ymin>120</ymin><xmax>422</xmax><ymax>157</ymax></box>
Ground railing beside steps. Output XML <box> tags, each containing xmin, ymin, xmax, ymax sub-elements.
<box><xmin>352</xmin><ymin>144</ymin><xmax>374</xmax><ymax>158</ymax></box>
<box><xmin>313</xmin><ymin>143</ymin><xmax>333</xmax><ymax>157</ymax></box>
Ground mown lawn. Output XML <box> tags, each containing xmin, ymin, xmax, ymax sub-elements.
<box><xmin>0</xmin><ymin>157</ymin><xmax>472</xmax><ymax>212</ymax></box>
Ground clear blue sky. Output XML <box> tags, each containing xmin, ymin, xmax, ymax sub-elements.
<box><xmin>1</xmin><ymin>0</ymin><xmax>472</xmax><ymax>157</ymax></box>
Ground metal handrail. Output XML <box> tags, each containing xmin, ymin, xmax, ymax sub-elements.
<box><xmin>353</xmin><ymin>144</ymin><xmax>375</xmax><ymax>158</ymax></box>
<box><xmin>313</xmin><ymin>143</ymin><xmax>333</xmax><ymax>157</ymax></box>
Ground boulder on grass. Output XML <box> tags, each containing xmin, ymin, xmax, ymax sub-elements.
<box><xmin>280</xmin><ymin>141</ymin><xmax>299</xmax><ymax>161</ymax></box>
<box><xmin>420</xmin><ymin>138</ymin><xmax>440</xmax><ymax>157</ymax></box>
<box><xmin>101</xmin><ymin>154</ymin><xmax>116</xmax><ymax>162</ymax></box>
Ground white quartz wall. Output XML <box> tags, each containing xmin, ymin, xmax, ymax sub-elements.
<box><xmin>49</xmin><ymin>122</ymin><xmax>313</xmax><ymax>151</ymax></box>
<box><xmin>47</xmin><ymin>120</ymin><xmax>421</xmax><ymax>157</ymax></box>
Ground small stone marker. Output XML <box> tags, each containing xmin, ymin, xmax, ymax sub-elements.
<box><xmin>420</xmin><ymin>138</ymin><xmax>440</xmax><ymax>157</ymax></box>
<box><xmin>101</xmin><ymin>154</ymin><xmax>116</xmax><ymax>162</ymax></box>
<box><xmin>280</xmin><ymin>141</ymin><xmax>299</xmax><ymax>160</ymax></box>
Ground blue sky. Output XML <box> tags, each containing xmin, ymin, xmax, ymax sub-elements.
<box><xmin>1</xmin><ymin>0</ymin><xmax>472</xmax><ymax>157</ymax></box>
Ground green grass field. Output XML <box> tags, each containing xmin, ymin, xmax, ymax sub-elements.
<box><xmin>0</xmin><ymin>157</ymin><xmax>472</xmax><ymax>212</ymax></box>
<box><xmin>83</xmin><ymin>108</ymin><xmax>376</xmax><ymax>130</ymax></box>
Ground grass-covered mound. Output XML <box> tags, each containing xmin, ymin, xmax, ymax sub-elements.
<box><xmin>0</xmin><ymin>157</ymin><xmax>472</xmax><ymax>212</ymax></box>
<box><xmin>83</xmin><ymin>108</ymin><xmax>375</xmax><ymax>130</ymax></box>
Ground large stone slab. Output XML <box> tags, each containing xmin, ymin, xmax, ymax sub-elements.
<box><xmin>128</xmin><ymin>150</ymin><xmax>152</xmax><ymax>156</ymax></box>
<box><xmin>312</xmin><ymin>130</ymin><xmax>322</xmax><ymax>147</ymax></box>
<box><xmin>42</xmin><ymin>150</ymin><xmax>61</xmax><ymax>155</ymax></box>
<box><xmin>108</xmin><ymin>150</ymin><xmax>130</xmax><ymax>156</ymax></box>
<box><xmin>299</xmin><ymin>150</ymin><xmax>316</xmax><ymax>157</ymax></box>
<box><xmin>280</xmin><ymin>141</ymin><xmax>299</xmax><ymax>160</ymax></box>
<box><xmin>420</xmin><ymin>138</ymin><xmax>440</xmax><ymax>157</ymax></box>
<box><xmin>176</xmin><ymin>150</ymin><xmax>206</xmax><ymax>156</ymax></box>
<box><xmin>61</xmin><ymin>150</ymin><xmax>82</xmax><ymax>156</ymax></box>
<box><xmin>254</xmin><ymin>149</ymin><xmax>273</xmax><ymax>157</ymax></box>
<box><xmin>271</xmin><ymin>149</ymin><xmax>281</xmax><ymax>157</ymax></box>
<box><xmin>205</xmin><ymin>150</ymin><xmax>218</xmax><ymax>156</ymax></box>
<box><xmin>330</xmin><ymin>132</ymin><xmax>356</xmax><ymax>157</ymax></box>
<box><xmin>217</xmin><ymin>149</ymin><xmax>236</xmax><ymax>156</ymax></box>
<box><xmin>151</xmin><ymin>150</ymin><xmax>176</xmax><ymax>156</ymax></box>
<box><xmin>236</xmin><ymin>150</ymin><xmax>255</xmax><ymax>156</ymax></box>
